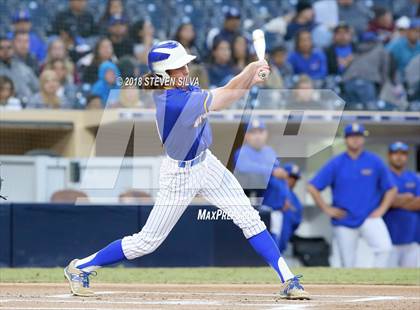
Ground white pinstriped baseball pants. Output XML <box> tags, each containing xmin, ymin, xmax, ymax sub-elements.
<box><xmin>122</xmin><ymin>150</ymin><xmax>267</xmax><ymax>260</ymax></box>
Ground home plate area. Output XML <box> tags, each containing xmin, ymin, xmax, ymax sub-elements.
<box><xmin>0</xmin><ymin>283</ymin><xmax>419</xmax><ymax>310</ymax></box>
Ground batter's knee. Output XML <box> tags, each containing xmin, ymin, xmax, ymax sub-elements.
<box><xmin>232</xmin><ymin>206</ymin><xmax>267</xmax><ymax>239</ymax></box>
<box><xmin>121</xmin><ymin>230</ymin><xmax>167</xmax><ymax>260</ymax></box>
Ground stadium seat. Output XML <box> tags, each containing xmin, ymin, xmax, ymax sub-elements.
<box><xmin>119</xmin><ymin>189</ymin><xmax>153</xmax><ymax>204</ymax></box>
<box><xmin>50</xmin><ymin>189</ymin><xmax>89</xmax><ymax>203</ymax></box>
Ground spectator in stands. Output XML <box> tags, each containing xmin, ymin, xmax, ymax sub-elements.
<box><xmin>0</xmin><ymin>75</ymin><xmax>21</xmax><ymax>110</ymax></box>
<box><xmin>80</xmin><ymin>37</ymin><xmax>116</xmax><ymax>84</ymax></box>
<box><xmin>325</xmin><ymin>23</ymin><xmax>355</xmax><ymax>75</ymax></box>
<box><xmin>99</xmin><ymin>0</ymin><xmax>128</xmax><ymax>33</ymax></box>
<box><xmin>12</xmin><ymin>32</ymin><xmax>39</xmax><ymax>74</ymax></box>
<box><xmin>45</xmin><ymin>59</ymin><xmax>78</xmax><ymax>107</ymax></box>
<box><xmin>207</xmin><ymin>39</ymin><xmax>238</xmax><ymax>88</ymax></box>
<box><xmin>269</xmin><ymin>45</ymin><xmax>293</xmax><ymax>88</ymax></box>
<box><xmin>394</xmin><ymin>0</ymin><xmax>420</xmax><ymax>19</ymax></box>
<box><xmin>118</xmin><ymin>55</ymin><xmax>138</xmax><ymax>81</ymax></box>
<box><xmin>52</xmin><ymin>0</ymin><xmax>97</xmax><ymax>38</ymax></box>
<box><xmin>262</xmin><ymin>11</ymin><xmax>294</xmax><ymax>42</ymax></box>
<box><xmin>287</xmin><ymin>30</ymin><xmax>327</xmax><ymax>80</ymax></box>
<box><xmin>107</xmin><ymin>15</ymin><xmax>133</xmax><ymax>58</ymax></box>
<box><xmin>288</xmin><ymin>74</ymin><xmax>330</xmax><ymax>110</ymax></box>
<box><xmin>85</xmin><ymin>94</ymin><xmax>102</xmax><ymax>109</ymax></box>
<box><xmin>115</xmin><ymin>85</ymin><xmax>140</xmax><ymax>108</ymax></box>
<box><xmin>341</xmin><ymin>32</ymin><xmax>391</xmax><ymax>109</ymax></box>
<box><xmin>393</xmin><ymin>16</ymin><xmax>412</xmax><ymax>40</ymax></box>
<box><xmin>285</xmin><ymin>0</ymin><xmax>317</xmax><ymax>41</ymax></box>
<box><xmin>131</xmin><ymin>19</ymin><xmax>157</xmax><ymax>72</ymax></box>
<box><xmin>114</xmin><ymin>56</ymin><xmax>140</xmax><ymax>108</ymax></box>
<box><xmin>293</xmin><ymin>74</ymin><xmax>314</xmax><ymax>96</ymax></box>
<box><xmin>211</xmin><ymin>7</ymin><xmax>242</xmax><ymax>48</ymax></box>
<box><xmin>28</xmin><ymin>69</ymin><xmax>71</xmax><ymax>109</ymax></box>
<box><xmin>174</xmin><ymin>23</ymin><xmax>209</xmax><ymax>88</ymax></box>
<box><xmin>10</xmin><ymin>9</ymin><xmax>47</xmax><ymax>62</ymax></box>
<box><xmin>44</xmin><ymin>38</ymin><xmax>77</xmax><ymax>84</ymax></box>
<box><xmin>91</xmin><ymin>61</ymin><xmax>120</xmax><ymax>106</ymax></box>
<box><xmin>174</xmin><ymin>23</ymin><xmax>201</xmax><ymax>63</ymax></box>
<box><xmin>337</xmin><ymin>0</ymin><xmax>371</xmax><ymax>36</ymax></box>
<box><xmin>232</xmin><ymin>35</ymin><xmax>251</xmax><ymax>71</ymax></box>
<box><xmin>367</xmin><ymin>7</ymin><xmax>395</xmax><ymax>44</ymax></box>
<box><xmin>405</xmin><ymin>54</ymin><xmax>420</xmax><ymax>106</ymax></box>
<box><xmin>0</xmin><ymin>36</ymin><xmax>38</xmax><ymax>103</ymax></box>
<box><xmin>386</xmin><ymin>19</ymin><xmax>420</xmax><ymax>77</ymax></box>
<box><xmin>57</xmin><ymin>22</ymin><xmax>91</xmax><ymax>63</ymax></box>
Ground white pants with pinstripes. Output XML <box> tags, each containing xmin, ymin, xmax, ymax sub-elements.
<box><xmin>122</xmin><ymin>150</ymin><xmax>267</xmax><ymax>260</ymax></box>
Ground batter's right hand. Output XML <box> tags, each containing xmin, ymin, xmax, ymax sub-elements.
<box><xmin>325</xmin><ymin>206</ymin><xmax>347</xmax><ymax>219</ymax></box>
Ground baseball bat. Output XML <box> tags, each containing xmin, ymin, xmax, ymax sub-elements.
<box><xmin>227</xmin><ymin>30</ymin><xmax>267</xmax><ymax>172</ymax></box>
<box><xmin>252</xmin><ymin>29</ymin><xmax>268</xmax><ymax>80</ymax></box>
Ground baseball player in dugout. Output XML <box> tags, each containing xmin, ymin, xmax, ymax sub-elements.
<box><xmin>307</xmin><ymin>123</ymin><xmax>398</xmax><ymax>268</ymax></box>
<box><xmin>233</xmin><ymin>120</ymin><xmax>291</xmax><ymax>250</ymax></box>
<box><xmin>64</xmin><ymin>41</ymin><xmax>310</xmax><ymax>299</ymax></box>
<box><xmin>383</xmin><ymin>142</ymin><xmax>420</xmax><ymax>267</ymax></box>
<box><xmin>280</xmin><ymin>163</ymin><xmax>304</xmax><ymax>253</ymax></box>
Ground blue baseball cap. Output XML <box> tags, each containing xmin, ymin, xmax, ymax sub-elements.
<box><xmin>283</xmin><ymin>163</ymin><xmax>301</xmax><ymax>179</ymax></box>
<box><xmin>225</xmin><ymin>7</ymin><xmax>241</xmax><ymax>19</ymax></box>
<box><xmin>246</xmin><ymin>119</ymin><xmax>266</xmax><ymax>132</ymax></box>
<box><xmin>12</xmin><ymin>9</ymin><xmax>30</xmax><ymax>23</ymax></box>
<box><xmin>389</xmin><ymin>141</ymin><xmax>409</xmax><ymax>153</ymax></box>
<box><xmin>344</xmin><ymin>123</ymin><xmax>368</xmax><ymax>138</ymax></box>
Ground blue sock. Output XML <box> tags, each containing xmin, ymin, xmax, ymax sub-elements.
<box><xmin>248</xmin><ymin>229</ymin><xmax>294</xmax><ymax>282</ymax></box>
<box><xmin>75</xmin><ymin>239</ymin><xmax>126</xmax><ymax>272</ymax></box>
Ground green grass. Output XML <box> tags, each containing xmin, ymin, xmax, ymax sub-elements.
<box><xmin>1</xmin><ymin>267</ymin><xmax>419</xmax><ymax>285</ymax></box>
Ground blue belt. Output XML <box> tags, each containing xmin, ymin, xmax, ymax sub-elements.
<box><xmin>178</xmin><ymin>152</ymin><xmax>207</xmax><ymax>168</ymax></box>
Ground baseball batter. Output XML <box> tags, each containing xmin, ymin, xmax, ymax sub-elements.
<box><xmin>307</xmin><ymin>123</ymin><xmax>397</xmax><ymax>268</ymax></box>
<box><xmin>64</xmin><ymin>41</ymin><xmax>309</xmax><ymax>299</ymax></box>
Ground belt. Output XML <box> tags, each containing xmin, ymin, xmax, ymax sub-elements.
<box><xmin>177</xmin><ymin>151</ymin><xmax>207</xmax><ymax>168</ymax></box>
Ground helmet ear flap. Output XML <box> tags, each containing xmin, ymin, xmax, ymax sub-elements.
<box><xmin>148</xmin><ymin>71</ymin><xmax>170</xmax><ymax>88</ymax></box>
<box><xmin>155</xmin><ymin>71</ymin><xmax>170</xmax><ymax>83</ymax></box>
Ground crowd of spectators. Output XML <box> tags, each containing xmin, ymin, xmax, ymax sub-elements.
<box><xmin>0</xmin><ymin>0</ymin><xmax>419</xmax><ymax>111</ymax></box>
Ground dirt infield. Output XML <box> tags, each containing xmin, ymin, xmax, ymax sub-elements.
<box><xmin>0</xmin><ymin>283</ymin><xmax>419</xmax><ymax>310</ymax></box>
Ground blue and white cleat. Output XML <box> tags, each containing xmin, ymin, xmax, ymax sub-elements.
<box><xmin>64</xmin><ymin>259</ymin><xmax>96</xmax><ymax>297</ymax></box>
<box><xmin>279</xmin><ymin>275</ymin><xmax>310</xmax><ymax>300</ymax></box>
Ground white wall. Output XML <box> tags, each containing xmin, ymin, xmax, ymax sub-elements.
<box><xmin>0</xmin><ymin>156</ymin><xmax>161</xmax><ymax>203</ymax></box>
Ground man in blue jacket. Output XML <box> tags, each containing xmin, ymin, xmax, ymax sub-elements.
<box><xmin>234</xmin><ymin>119</ymin><xmax>289</xmax><ymax>248</ymax></box>
<box><xmin>307</xmin><ymin>123</ymin><xmax>397</xmax><ymax>267</ymax></box>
